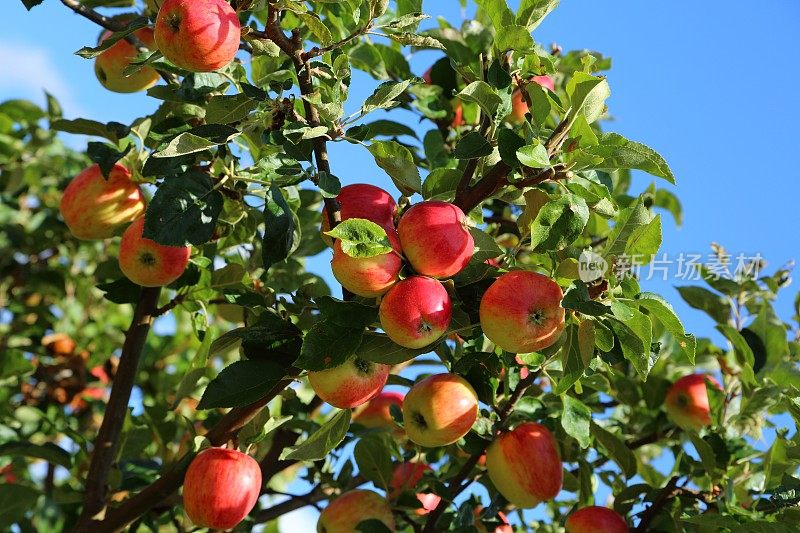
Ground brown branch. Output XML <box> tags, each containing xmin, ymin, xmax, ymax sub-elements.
<box><xmin>254</xmin><ymin>474</ymin><xmax>368</xmax><ymax>524</ymax></box>
<box><xmin>60</xmin><ymin>0</ymin><xmax>124</xmax><ymax>31</ymax></box>
<box><xmin>421</xmin><ymin>372</ymin><xmax>538</xmax><ymax>532</ymax></box>
<box><xmin>302</xmin><ymin>22</ymin><xmax>373</xmax><ymax>60</ymax></box>
<box><xmin>633</xmin><ymin>476</ymin><xmax>680</xmax><ymax>533</ymax></box>
<box><xmin>75</xmin><ymin>286</ymin><xmax>161</xmax><ymax>528</ymax></box>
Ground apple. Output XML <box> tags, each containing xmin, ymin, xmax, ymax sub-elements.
<box><xmin>183</xmin><ymin>447</ymin><xmax>261</xmax><ymax>530</ymax></box>
<box><xmin>565</xmin><ymin>506</ymin><xmax>628</xmax><ymax>533</ymax></box>
<box><xmin>42</xmin><ymin>333</ymin><xmax>76</xmax><ymax>357</ymax></box>
<box><xmin>59</xmin><ymin>164</ymin><xmax>146</xmax><ymax>240</ymax></box>
<box><xmin>473</xmin><ymin>507</ymin><xmax>512</xmax><ymax>533</ymax></box>
<box><xmin>118</xmin><ymin>217</ymin><xmax>191</xmax><ymax>287</ymax></box>
<box><xmin>379</xmin><ymin>276</ymin><xmax>452</xmax><ymax>349</ymax></box>
<box><xmin>507</xmin><ymin>75</ymin><xmax>555</xmax><ymax>124</ymax></box>
<box><xmin>321</xmin><ymin>183</ymin><xmax>397</xmax><ymax>246</ymax></box>
<box><xmin>154</xmin><ymin>0</ymin><xmax>241</xmax><ymax>72</ymax></box>
<box><xmin>331</xmin><ymin>227</ymin><xmax>403</xmax><ymax>297</ymax></box>
<box><xmin>353</xmin><ymin>391</ymin><xmax>404</xmax><ymax>435</ymax></box>
<box><xmin>665</xmin><ymin>373</ymin><xmax>722</xmax><ymax>431</ymax></box>
<box><xmin>317</xmin><ymin>489</ymin><xmax>396</xmax><ymax>533</ymax></box>
<box><xmin>94</xmin><ymin>28</ymin><xmax>160</xmax><ymax>93</ymax></box>
<box><xmin>486</xmin><ymin>422</ymin><xmax>562</xmax><ymax>508</ymax></box>
<box><xmin>307</xmin><ymin>357</ymin><xmax>391</xmax><ymax>409</ymax></box>
<box><xmin>479</xmin><ymin>270</ymin><xmax>565</xmax><ymax>354</ymax></box>
<box><xmin>388</xmin><ymin>462</ymin><xmax>441</xmax><ymax>515</ymax></box>
<box><xmin>402</xmin><ymin>373</ymin><xmax>478</xmax><ymax>447</ymax></box>
<box><xmin>397</xmin><ymin>201</ymin><xmax>474</xmax><ymax>279</ymax></box>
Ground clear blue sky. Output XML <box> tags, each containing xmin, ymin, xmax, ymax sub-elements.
<box><xmin>4</xmin><ymin>0</ymin><xmax>799</xmax><ymax>529</ymax></box>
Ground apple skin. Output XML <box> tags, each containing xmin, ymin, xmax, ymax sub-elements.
<box><xmin>94</xmin><ymin>28</ymin><xmax>160</xmax><ymax>93</ymax></box>
<box><xmin>565</xmin><ymin>506</ymin><xmax>628</xmax><ymax>533</ymax></box>
<box><xmin>397</xmin><ymin>201</ymin><xmax>474</xmax><ymax>279</ymax></box>
<box><xmin>183</xmin><ymin>447</ymin><xmax>261</xmax><ymax>530</ymax></box>
<box><xmin>317</xmin><ymin>489</ymin><xmax>396</xmax><ymax>533</ymax></box>
<box><xmin>331</xmin><ymin>227</ymin><xmax>403</xmax><ymax>297</ymax></box>
<box><xmin>665</xmin><ymin>374</ymin><xmax>721</xmax><ymax>431</ymax></box>
<box><xmin>59</xmin><ymin>164</ymin><xmax>146</xmax><ymax>240</ymax></box>
<box><xmin>379</xmin><ymin>276</ymin><xmax>452</xmax><ymax>349</ymax></box>
<box><xmin>308</xmin><ymin>357</ymin><xmax>391</xmax><ymax>409</ymax></box>
<box><xmin>389</xmin><ymin>462</ymin><xmax>441</xmax><ymax>515</ymax></box>
<box><xmin>154</xmin><ymin>0</ymin><xmax>241</xmax><ymax>72</ymax></box>
<box><xmin>479</xmin><ymin>270</ymin><xmax>565</xmax><ymax>354</ymax></box>
<box><xmin>507</xmin><ymin>75</ymin><xmax>555</xmax><ymax>123</ymax></box>
<box><xmin>118</xmin><ymin>217</ymin><xmax>191</xmax><ymax>287</ymax></box>
<box><xmin>353</xmin><ymin>391</ymin><xmax>405</xmax><ymax>436</ymax></box>
<box><xmin>486</xmin><ymin>422</ymin><xmax>562</xmax><ymax>508</ymax></box>
<box><xmin>402</xmin><ymin>373</ymin><xmax>478</xmax><ymax>447</ymax></box>
<box><xmin>321</xmin><ymin>183</ymin><xmax>397</xmax><ymax>246</ymax></box>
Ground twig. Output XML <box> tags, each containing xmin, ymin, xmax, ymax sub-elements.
<box><xmin>633</xmin><ymin>476</ymin><xmax>680</xmax><ymax>532</ymax></box>
<box><xmin>74</xmin><ymin>286</ymin><xmax>161</xmax><ymax>529</ymax></box>
<box><xmin>302</xmin><ymin>22</ymin><xmax>373</xmax><ymax>60</ymax></box>
<box><xmin>60</xmin><ymin>0</ymin><xmax>124</xmax><ymax>31</ymax></box>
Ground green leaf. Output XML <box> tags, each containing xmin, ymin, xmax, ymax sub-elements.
<box><xmin>281</xmin><ymin>409</ymin><xmax>351</xmax><ymax>461</ymax></box>
<box><xmin>561</xmin><ymin>281</ymin><xmax>610</xmax><ymax>317</ymax></box>
<box><xmin>348</xmin><ymin>120</ymin><xmax>418</xmax><ymax>141</ymax></box>
<box><xmin>591</xmin><ymin>422</ymin><xmax>637</xmax><ymax>477</ymax></box>
<box><xmin>354</xmin><ymin>435</ymin><xmax>393</xmax><ymax>490</ymax></box>
<box><xmin>422</xmin><ymin>168</ymin><xmax>461</xmax><ymax>199</ymax></box>
<box><xmin>675</xmin><ymin>286</ymin><xmax>730</xmax><ymax>324</ymax></box>
<box><xmin>687</xmin><ymin>431</ymin><xmax>717</xmax><ymax>475</ymax></box>
<box><xmin>362</xmin><ymin>79</ymin><xmax>415</xmax><ymax>115</ymax></box>
<box><xmin>143</xmin><ymin>170</ymin><xmax>223</xmax><ymax>247</ymax></box>
<box><xmin>458</xmin><ymin>81</ymin><xmax>503</xmax><ymax>118</ymax></box>
<box><xmin>454</xmin><ymin>132</ymin><xmax>493</xmax><ymax>159</ymax></box>
<box><xmin>517</xmin><ymin>0</ymin><xmax>560</xmax><ymax>30</ymax></box>
<box><xmin>716</xmin><ymin>324</ymin><xmax>756</xmax><ymax>385</ymax></box>
<box><xmin>205</xmin><ymin>94</ymin><xmax>257</xmax><ymax>124</ymax></box>
<box><xmin>208</xmin><ymin>319</ymin><xmax>301</xmax><ymax>358</ymax></box>
<box><xmin>21</xmin><ymin>0</ymin><xmax>45</xmax><ymax>9</ymax></box>
<box><xmin>635</xmin><ymin>292</ymin><xmax>696</xmax><ymax>363</ymax></box>
<box><xmin>561</xmin><ymin>395</ymin><xmax>591</xmax><ymax>448</ymax></box>
<box><xmin>0</xmin><ymin>441</ymin><xmax>72</xmax><ymax>468</ymax></box>
<box><xmin>0</xmin><ymin>484</ymin><xmax>39</xmax><ymax>525</ymax></box>
<box><xmin>298</xmin><ymin>12</ymin><xmax>333</xmax><ymax>46</ymax></box>
<box><xmin>469</xmin><ymin>227</ymin><xmax>504</xmax><ymax>263</ymax></box>
<box><xmin>197</xmin><ymin>360</ymin><xmax>286</xmax><ymax>409</ymax></box>
<box><xmin>51</xmin><ymin>118</ymin><xmax>130</xmax><ymax>143</ymax></box>
<box><xmin>87</xmin><ymin>142</ymin><xmax>131</xmax><ymax>178</ymax></box>
<box><xmin>355</xmin><ymin>332</ymin><xmax>429</xmax><ymax>364</ymax></box>
<box><xmin>74</xmin><ymin>17</ymin><xmax>149</xmax><ymax>59</ymax></box>
<box><xmin>624</xmin><ymin>214</ymin><xmax>662</xmax><ymax>263</ymax></box>
<box><xmin>325</xmin><ymin>218</ymin><xmax>393</xmax><ymax>258</ymax></box>
<box><xmin>556</xmin><ymin>324</ymin><xmax>585</xmax><ymax>394</ymax></box>
<box><xmin>356</xmin><ymin>519</ymin><xmax>395</xmax><ymax>533</ymax></box>
<box><xmin>608</xmin><ymin>308</ymin><xmax>654</xmax><ymax>379</ymax></box>
<box><xmin>529</xmin><ymin>194</ymin><xmax>589</xmax><ymax>252</ymax></box>
<box><xmin>367</xmin><ymin>140</ymin><xmax>422</xmax><ymax>194</ymax></box>
<box><xmin>585</xmin><ymin>133</ymin><xmax>675</xmax><ymax>184</ymax></box>
<box><xmin>263</xmin><ymin>185</ymin><xmax>300</xmax><ymax>270</ymax></box>
<box><xmin>517</xmin><ymin>142</ymin><xmax>550</xmax><ymax>168</ymax></box>
<box><xmin>296</xmin><ymin>320</ymin><xmax>364</xmax><ymax>371</ymax></box>
<box><xmin>153</xmin><ymin>126</ymin><xmax>240</xmax><ymax>157</ymax></box>
<box><xmin>317</xmin><ymin>296</ymin><xmax>378</xmax><ymax>329</ymax></box>
<box><xmin>566</xmin><ymin>72</ymin><xmax>610</xmax><ymax>125</ymax></box>
<box><xmin>602</xmin><ymin>197</ymin><xmax>652</xmax><ymax>261</ymax></box>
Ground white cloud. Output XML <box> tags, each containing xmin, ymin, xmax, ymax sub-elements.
<box><xmin>0</xmin><ymin>41</ymin><xmax>87</xmax><ymax>117</ymax></box>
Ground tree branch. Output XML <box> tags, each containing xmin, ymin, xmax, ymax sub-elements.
<box><xmin>421</xmin><ymin>372</ymin><xmax>537</xmax><ymax>532</ymax></box>
<box><xmin>302</xmin><ymin>22</ymin><xmax>373</xmax><ymax>60</ymax></box>
<box><xmin>60</xmin><ymin>0</ymin><xmax>124</xmax><ymax>31</ymax></box>
<box><xmin>75</xmin><ymin>286</ymin><xmax>161</xmax><ymax>528</ymax></box>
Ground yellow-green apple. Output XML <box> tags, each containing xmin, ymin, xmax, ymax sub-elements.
<box><xmin>331</xmin><ymin>227</ymin><xmax>403</xmax><ymax>297</ymax></box>
<box><xmin>473</xmin><ymin>507</ymin><xmax>513</xmax><ymax>533</ymax></box>
<box><xmin>353</xmin><ymin>391</ymin><xmax>405</xmax><ymax>436</ymax></box>
<box><xmin>665</xmin><ymin>374</ymin><xmax>722</xmax><ymax>431</ymax></box>
<box><xmin>397</xmin><ymin>201</ymin><xmax>474</xmax><ymax>279</ymax></box>
<box><xmin>479</xmin><ymin>270</ymin><xmax>565</xmax><ymax>353</ymax></box>
<box><xmin>183</xmin><ymin>447</ymin><xmax>261</xmax><ymax>529</ymax></box>
<box><xmin>154</xmin><ymin>0</ymin><xmax>241</xmax><ymax>72</ymax></box>
<box><xmin>321</xmin><ymin>183</ymin><xmax>398</xmax><ymax>246</ymax></box>
<box><xmin>565</xmin><ymin>506</ymin><xmax>628</xmax><ymax>533</ymax></box>
<box><xmin>507</xmin><ymin>75</ymin><xmax>555</xmax><ymax>124</ymax></box>
<box><xmin>307</xmin><ymin>357</ymin><xmax>391</xmax><ymax>409</ymax></box>
<box><xmin>118</xmin><ymin>217</ymin><xmax>191</xmax><ymax>287</ymax></box>
<box><xmin>402</xmin><ymin>373</ymin><xmax>478</xmax><ymax>447</ymax></box>
<box><xmin>486</xmin><ymin>422</ymin><xmax>562</xmax><ymax>508</ymax></box>
<box><xmin>317</xmin><ymin>489</ymin><xmax>395</xmax><ymax>533</ymax></box>
<box><xmin>379</xmin><ymin>276</ymin><xmax>452</xmax><ymax>349</ymax></box>
<box><xmin>388</xmin><ymin>462</ymin><xmax>441</xmax><ymax>515</ymax></box>
<box><xmin>60</xmin><ymin>164</ymin><xmax>146</xmax><ymax>240</ymax></box>
<box><xmin>94</xmin><ymin>28</ymin><xmax>160</xmax><ymax>93</ymax></box>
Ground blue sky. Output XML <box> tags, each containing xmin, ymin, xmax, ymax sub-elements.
<box><xmin>4</xmin><ymin>0</ymin><xmax>800</xmax><ymax>530</ymax></box>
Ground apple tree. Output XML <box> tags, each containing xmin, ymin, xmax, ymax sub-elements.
<box><xmin>2</xmin><ymin>0</ymin><xmax>800</xmax><ymax>531</ymax></box>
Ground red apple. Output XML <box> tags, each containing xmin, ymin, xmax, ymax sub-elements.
<box><xmin>388</xmin><ymin>462</ymin><xmax>441</xmax><ymax>515</ymax></box>
<box><xmin>154</xmin><ymin>0</ymin><xmax>241</xmax><ymax>72</ymax></box>
<box><xmin>118</xmin><ymin>217</ymin><xmax>191</xmax><ymax>287</ymax></box>
<box><xmin>397</xmin><ymin>201</ymin><xmax>474</xmax><ymax>279</ymax></box>
<box><xmin>317</xmin><ymin>489</ymin><xmax>396</xmax><ymax>533</ymax></box>
<box><xmin>565</xmin><ymin>506</ymin><xmax>628</xmax><ymax>533</ymax></box>
<box><xmin>532</xmin><ymin>75</ymin><xmax>555</xmax><ymax>92</ymax></box>
<box><xmin>321</xmin><ymin>183</ymin><xmax>397</xmax><ymax>246</ymax></box>
<box><xmin>331</xmin><ymin>227</ymin><xmax>403</xmax><ymax>297</ymax></box>
<box><xmin>423</xmin><ymin>66</ymin><xmax>464</xmax><ymax>128</ymax></box>
<box><xmin>183</xmin><ymin>447</ymin><xmax>261</xmax><ymax>529</ymax></box>
<box><xmin>353</xmin><ymin>391</ymin><xmax>404</xmax><ymax>436</ymax></box>
<box><xmin>379</xmin><ymin>276</ymin><xmax>452</xmax><ymax>349</ymax></box>
<box><xmin>94</xmin><ymin>28</ymin><xmax>160</xmax><ymax>93</ymax></box>
<box><xmin>665</xmin><ymin>374</ymin><xmax>721</xmax><ymax>431</ymax></box>
<box><xmin>307</xmin><ymin>357</ymin><xmax>391</xmax><ymax>409</ymax></box>
<box><xmin>486</xmin><ymin>422</ymin><xmax>562</xmax><ymax>508</ymax></box>
<box><xmin>402</xmin><ymin>373</ymin><xmax>478</xmax><ymax>447</ymax></box>
<box><xmin>507</xmin><ymin>75</ymin><xmax>554</xmax><ymax>124</ymax></box>
<box><xmin>479</xmin><ymin>270</ymin><xmax>565</xmax><ymax>354</ymax></box>
<box><xmin>59</xmin><ymin>164</ymin><xmax>146</xmax><ymax>240</ymax></box>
